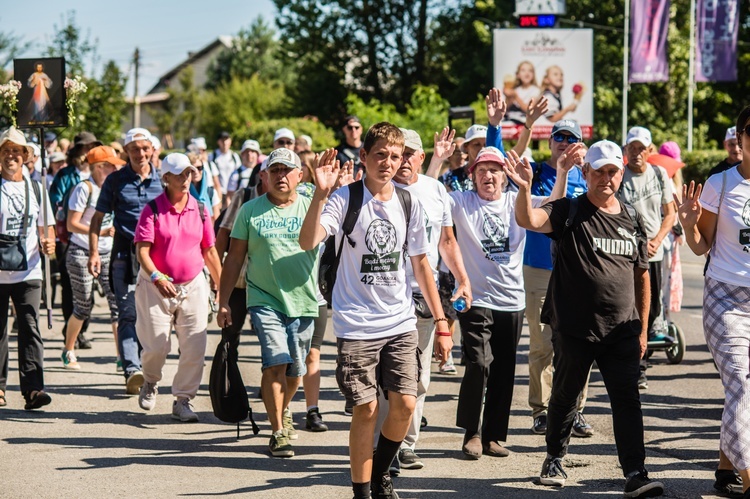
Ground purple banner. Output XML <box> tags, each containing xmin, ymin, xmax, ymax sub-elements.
<box><xmin>695</xmin><ymin>0</ymin><xmax>740</xmax><ymax>82</ymax></box>
<box><xmin>630</xmin><ymin>0</ymin><xmax>670</xmax><ymax>83</ymax></box>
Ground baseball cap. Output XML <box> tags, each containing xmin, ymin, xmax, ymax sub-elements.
<box><xmin>150</xmin><ymin>135</ymin><xmax>162</xmax><ymax>150</ymax></box>
<box><xmin>161</xmin><ymin>153</ymin><xmax>196</xmax><ymax>176</ymax></box>
<box><xmin>658</xmin><ymin>141</ymin><xmax>682</xmax><ymax>161</ymax></box>
<box><xmin>241</xmin><ymin>139</ymin><xmax>261</xmax><ymax>154</ymax></box>
<box><xmin>218</xmin><ymin>131</ymin><xmax>231</xmax><ymax>139</ymax></box>
<box><xmin>462</xmin><ymin>125</ymin><xmax>488</xmax><ymax>151</ymax></box>
<box><xmin>191</xmin><ymin>137</ymin><xmax>208</xmax><ymax>151</ymax></box>
<box><xmin>626</xmin><ymin>126</ymin><xmax>652</xmax><ymax>147</ymax></box>
<box><xmin>342</xmin><ymin>115</ymin><xmax>360</xmax><ymax>127</ymax></box>
<box><xmin>551</xmin><ymin>119</ymin><xmax>583</xmax><ymax>140</ymax></box>
<box><xmin>399</xmin><ymin>128</ymin><xmax>423</xmax><ymax>150</ymax></box>
<box><xmin>725</xmin><ymin>126</ymin><xmax>737</xmax><ymax>142</ymax></box>
<box><xmin>73</xmin><ymin>131</ymin><xmax>103</xmax><ymax>147</ymax></box>
<box><xmin>584</xmin><ymin>140</ymin><xmax>624</xmax><ymax>170</ymax></box>
<box><xmin>469</xmin><ymin>146</ymin><xmax>506</xmax><ymax>172</ymax></box>
<box><xmin>299</xmin><ymin>134</ymin><xmax>313</xmax><ymax>148</ymax></box>
<box><xmin>44</xmin><ymin>131</ymin><xmax>57</xmax><ymax>142</ymax></box>
<box><xmin>86</xmin><ymin>145</ymin><xmax>127</xmax><ymax>166</ymax></box>
<box><xmin>274</xmin><ymin>128</ymin><xmax>295</xmax><ymax>143</ymax></box>
<box><xmin>262</xmin><ymin>148</ymin><xmax>302</xmax><ymax>171</ymax></box>
<box><xmin>48</xmin><ymin>151</ymin><xmax>66</xmax><ymax>163</ymax></box>
<box><xmin>0</xmin><ymin>127</ymin><xmax>35</xmax><ymax>158</ymax></box>
<box><xmin>123</xmin><ymin>128</ymin><xmax>153</xmax><ymax>146</ymax></box>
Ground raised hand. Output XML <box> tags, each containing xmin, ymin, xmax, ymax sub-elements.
<box><xmin>675</xmin><ymin>181</ymin><xmax>703</xmax><ymax>228</ymax></box>
<box><xmin>312</xmin><ymin>148</ymin><xmax>340</xmax><ymax>193</ymax></box>
<box><xmin>433</xmin><ymin>126</ymin><xmax>456</xmax><ymax>161</ymax></box>
<box><xmin>556</xmin><ymin>142</ymin><xmax>587</xmax><ymax>172</ymax></box>
<box><xmin>503</xmin><ymin>150</ymin><xmax>533</xmax><ymax>190</ymax></box>
<box><xmin>525</xmin><ymin>95</ymin><xmax>549</xmax><ymax>126</ymax></box>
<box><xmin>486</xmin><ymin>88</ymin><xmax>507</xmax><ymax>127</ymax></box>
<box><xmin>335</xmin><ymin>160</ymin><xmax>356</xmax><ymax>188</ymax></box>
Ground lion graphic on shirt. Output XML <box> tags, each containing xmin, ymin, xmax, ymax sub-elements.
<box><xmin>742</xmin><ymin>200</ymin><xmax>750</xmax><ymax>227</ymax></box>
<box><xmin>365</xmin><ymin>219</ymin><xmax>397</xmax><ymax>256</ymax></box>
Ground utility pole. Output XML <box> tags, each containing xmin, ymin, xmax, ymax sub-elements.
<box><xmin>133</xmin><ymin>47</ymin><xmax>140</xmax><ymax>128</ymax></box>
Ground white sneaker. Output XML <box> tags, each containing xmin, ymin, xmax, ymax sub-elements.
<box><xmin>61</xmin><ymin>350</ymin><xmax>81</xmax><ymax>370</ymax></box>
<box><xmin>172</xmin><ymin>398</ymin><xmax>199</xmax><ymax>422</ymax></box>
<box><xmin>138</xmin><ymin>382</ymin><xmax>157</xmax><ymax>411</ymax></box>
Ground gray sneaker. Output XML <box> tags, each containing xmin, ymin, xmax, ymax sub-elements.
<box><xmin>398</xmin><ymin>448</ymin><xmax>424</xmax><ymax>469</ymax></box>
<box><xmin>171</xmin><ymin>398</ymin><xmax>199</xmax><ymax>422</ymax></box>
<box><xmin>283</xmin><ymin>407</ymin><xmax>298</xmax><ymax>440</ymax></box>
<box><xmin>138</xmin><ymin>382</ymin><xmax>157</xmax><ymax>411</ymax></box>
<box><xmin>269</xmin><ymin>430</ymin><xmax>294</xmax><ymax>457</ymax></box>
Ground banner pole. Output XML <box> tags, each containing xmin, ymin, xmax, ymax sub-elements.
<box><xmin>687</xmin><ymin>0</ymin><xmax>696</xmax><ymax>152</ymax></box>
<box><xmin>622</xmin><ymin>0</ymin><xmax>631</xmax><ymax>144</ymax></box>
<box><xmin>38</xmin><ymin>126</ymin><xmax>53</xmax><ymax>330</ymax></box>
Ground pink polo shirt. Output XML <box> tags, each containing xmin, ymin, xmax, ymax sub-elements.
<box><xmin>134</xmin><ymin>193</ymin><xmax>215</xmax><ymax>284</ymax></box>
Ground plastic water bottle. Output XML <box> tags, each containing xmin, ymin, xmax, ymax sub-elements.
<box><xmin>453</xmin><ymin>296</ymin><xmax>467</xmax><ymax>313</ymax></box>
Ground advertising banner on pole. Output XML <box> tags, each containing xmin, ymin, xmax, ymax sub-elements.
<box><xmin>695</xmin><ymin>0</ymin><xmax>740</xmax><ymax>82</ymax></box>
<box><xmin>629</xmin><ymin>0</ymin><xmax>670</xmax><ymax>83</ymax></box>
<box><xmin>493</xmin><ymin>29</ymin><xmax>593</xmax><ymax>140</ymax></box>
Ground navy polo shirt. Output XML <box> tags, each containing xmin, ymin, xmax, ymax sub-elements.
<box><xmin>96</xmin><ymin>163</ymin><xmax>163</xmax><ymax>241</ymax></box>
<box><xmin>523</xmin><ymin>162</ymin><xmax>587</xmax><ymax>271</ymax></box>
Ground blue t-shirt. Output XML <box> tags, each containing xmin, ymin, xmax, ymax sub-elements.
<box><xmin>523</xmin><ymin>162</ymin><xmax>587</xmax><ymax>270</ymax></box>
<box><xmin>95</xmin><ymin>163</ymin><xmax>163</xmax><ymax>241</ymax></box>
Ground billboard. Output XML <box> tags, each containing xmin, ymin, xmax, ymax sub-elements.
<box><xmin>493</xmin><ymin>29</ymin><xmax>594</xmax><ymax>140</ymax></box>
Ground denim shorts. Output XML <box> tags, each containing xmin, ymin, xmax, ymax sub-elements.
<box><xmin>249</xmin><ymin>306</ymin><xmax>314</xmax><ymax>377</ymax></box>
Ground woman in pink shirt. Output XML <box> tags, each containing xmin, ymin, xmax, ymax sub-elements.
<box><xmin>133</xmin><ymin>153</ymin><xmax>221</xmax><ymax>422</ymax></box>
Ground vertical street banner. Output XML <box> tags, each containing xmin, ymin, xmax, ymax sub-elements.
<box><xmin>630</xmin><ymin>0</ymin><xmax>670</xmax><ymax>83</ymax></box>
<box><xmin>493</xmin><ymin>29</ymin><xmax>594</xmax><ymax>140</ymax></box>
<box><xmin>695</xmin><ymin>0</ymin><xmax>740</xmax><ymax>82</ymax></box>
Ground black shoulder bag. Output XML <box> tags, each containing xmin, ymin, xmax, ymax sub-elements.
<box><xmin>0</xmin><ymin>178</ymin><xmax>32</xmax><ymax>271</ymax></box>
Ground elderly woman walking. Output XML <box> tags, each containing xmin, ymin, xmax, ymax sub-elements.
<box><xmin>677</xmin><ymin>105</ymin><xmax>750</xmax><ymax>495</ymax></box>
<box><xmin>133</xmin><ymin>153</ymin><xmax>221</xmax><ymax>421</ymax></box>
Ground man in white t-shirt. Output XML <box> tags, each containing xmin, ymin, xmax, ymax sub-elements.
<box><xmin>300</xmin><ymin>123</ymin><xmax>453</xmax><ymax>499</ymax></box>
<box><xmin>372</xmin><ymin>128</ymin><xmax>471</xmax><ymax>473</ymax></box>
<box><xmin>620</xmin><ymin>126</ymin><xmax>675</xmax><ymax>391</ymax></box>
<box><xmin>0</xmin><ymin>127</ymin><xmax>56</xmax><ymax>410</ymax></box>
<box><xmin>209</xmin><ymin>132</ymin><xmax>242</xmax><ymax>203</ymax></box>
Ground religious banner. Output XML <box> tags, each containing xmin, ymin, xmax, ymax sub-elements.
<box><xmin>695</xmin><ymin>0</ymin><xmax>740</xmax><ymax>82</ymax></box>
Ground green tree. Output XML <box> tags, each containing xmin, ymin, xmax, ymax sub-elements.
<box><xmin>149</xmin><ymin>66</ymin><xmax>201</xmax><ymax>144</ymax></box>
<box><xmin>45</xmin><ymin>11</ymin><xmax>98</xmax><ymax>76</ymax></box>
<box><xmin>0</xmin><ymin>27</ymin><xmax>31</xmax><ymax>81</ymax></box>
<box><xmin>206</xmin><ymin>17</ymin><xmax>295</xmax><ymax>90</ymax></box>
<box><xmin>79</xmin><ymin>61</ymin><xmax>128</xmax><ymax>142</ymax></box>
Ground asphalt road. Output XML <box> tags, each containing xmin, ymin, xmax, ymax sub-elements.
<box><xmin>0</xmin><ymin>249</ymin><xmax>729</xmax><ymax>498</ymax></box>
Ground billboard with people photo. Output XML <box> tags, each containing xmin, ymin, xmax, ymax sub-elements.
<box><xmin>493</xmin><ymin>29</ymin><xmax>593</xmax><ymax>140</ymax></box>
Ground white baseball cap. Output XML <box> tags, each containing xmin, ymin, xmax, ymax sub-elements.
<box><xmin>399</xmin><ymin>128</ymin><xmax>423</xmax><ymax>150</ymax></box>
<box><xmin>626</xmin><ymin>126</ymin><xmax>652</xmax><ymax>148</ymax></box>
<box><xmin>274</xmin><ymin>128</ymin><xmax>295</xmax><ymax>143</ymax></box>
<box><xmin>299</xmin><ymin>134</ymin><xmax>313</xmax><ymax>149</ymax></box>
<box><xmin>160</xmin><ymin>153</ymin><xmax>196</xmax><ymax>176</ymax></box>
<box><xmin>725</xmin><ymin>126</ymin><xmax>737</xmax><ymax>142</ymax></box>
<box><xmin>461</xmin><ymin>125</ymin><xmax>488</xmax><ymax>151</ymax></box>
<box><xmin>123</xmin><ymin>128</ymin><xmax>153</xmax><ymax>146</ymax></box>
<box><xmin>191</xmin><ymin>137</ymin><xmax>208</xmax><ymax>151</ymax></box>
<box><xmin>150</xmin><ymin>135</ymin><xmax>162</xmax><ymax>150</ymax></box>
<box><xmin>584</xmin><ymin>140</ymin><xmax>624</xmax><ymax>170</ymax></box>
<box><xmin>241</xmin><ymin>139</ymin><xmax>261</xmax><ymax>154</ymax></box>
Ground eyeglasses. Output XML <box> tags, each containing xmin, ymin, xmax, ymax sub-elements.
<box><xmin>552</xmin><ymin>133</ymin><xmax>581</xmax><ymax>144</ymax></box>
<box><xmin>194</xmin><ymin>164</ymin><xmax>204</xmax><ymax>171</ymax></box>
<box><xmin>346</xmin><ymin>125</ymin><xmax>362</xmax><ymax>131</ymax></box>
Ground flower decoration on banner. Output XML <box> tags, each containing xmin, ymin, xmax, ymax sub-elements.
<box><xmin>0</xmin><ymin>80</ymin><xmax>22</xmax><ymax>127</ymax></box>
<box><xmin>64</xmin><ymin>76</ymin><xmax>88</xmax><ymax>125</ymax></box>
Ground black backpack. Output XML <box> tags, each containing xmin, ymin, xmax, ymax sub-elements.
<box><xmin>318</xmin><ymin>181</ymin><xmax>412</xmax><ymax>303</ymax></box>
<box><xmin>209</xmin><ymin>328</ymin><xmax>259</xmax><ymax>438</ymax></box>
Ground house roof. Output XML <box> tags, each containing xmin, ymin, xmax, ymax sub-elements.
<box><xmin>146</xmin><ymin>35</ymin><xmax>233</xmax><ymax>95</ymax></box>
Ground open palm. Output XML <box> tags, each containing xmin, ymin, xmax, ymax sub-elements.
<box><xmin>503</xmin><ymin>150</ymin><xmax>533</xmax><ymax>189</ymax></box>
<box><xmin>675</xmin><ymin>181</ymin><xmax>703</xmax><ymax>227</ymax></box>
<box><xmin>313</xmin><ymin>148</ymin><xmax>341</xmax><ymax>192</ymax></box>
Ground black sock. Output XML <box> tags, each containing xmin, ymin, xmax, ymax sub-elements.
<box><xmin>372</xmin><ymin>433</ymin><xmax>401</xmax><ymax>479</ymax></box>
<box><xmin>352</xmin><ymin>481</ymin><xmax>371</xmax><ymax>499</ymax></box>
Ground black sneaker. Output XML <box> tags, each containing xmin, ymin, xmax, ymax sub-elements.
<box><xmin>623</xmin><ymin>470</ymin><xmax>664</xmax><ymax>498</ymax></box>
<box><xmin>398</xmin><ymin>448</ymin><xmax>424</xmax><ymax>470</ymax></box>
<box><xmin>714</xmin><ymin>469</ymin><xmax>743</xmax><ymax>497</ymax></box>
<box><xmin>344</xmin><ymin>402</ymin><xmax>353</xmax><ymax>416</ymax></box>
<box><xmin>372</xmin><ymin>472</ymin><xmax>400</xmax><ymax>499</ymax></box>
<box><xmin>77</xmin><ymin>332</ymin><xmax>92</xmax><ymax>350</ymax></box>
<box><xmin>305</xmin><ymin>407</ymin><xmax>329</xmax><ymax>432</ymax></box>
<box><xmin>539</xmin><ymin>456</ymin><xmax>567</xmax><ymax>487</ymax></box>
<box><xmin>531</xmin><ymin>414</ymin><xmax>547</xmax><ymax>435</ymax></box>
<box><xmin>571</xmin><ymin>412</ymin><xmax>594</xmax><ymax>438</ymax></box>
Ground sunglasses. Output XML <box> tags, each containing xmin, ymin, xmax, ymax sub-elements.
<box><xmin>346</xmin><ymin>125</ymin><xmax>362</xmax><ymax>131</ymax></box>
<box><xmin>552</xmin><ymin>133</ymin><xmax>581</xmax><ymax>144</ymax></box>
<box><xmin>276</xmin><ymin>140</ymin><xmax>294</xmax><ymax>146</ymax></box>
<box><xmin>194</xmin><ymin>163</ymin><xmax>204</xmax><ymax>171</ymax></box>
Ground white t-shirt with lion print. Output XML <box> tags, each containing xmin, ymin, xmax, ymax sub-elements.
<box><xmin>320</xmin><ymin>183</ymin><xmax>429</xmax><ymax>340</ymax></box>
<box><xmin>449</xmin><ymin>190</ymin><xmax>545</xmax><ymax>311</ymax></box>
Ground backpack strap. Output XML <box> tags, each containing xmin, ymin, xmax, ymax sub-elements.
<box><xmin>531</xmin><ymin>162</ymin><xmax>545</xmax><ymax>189</ymax></box>
<box><xmin>242</xmin><ymin>186</ymin><xmax>254</xmax><ymax>204</ymax></box>
<box><xmin>82</xmin><ymin>179</ymin><xmax>94</xmax><ymax>208</ymax></box>
<box><xmin>148</xmin><ymin>199</ymin><xmax>159</xmax><ymax>223</ymax></box>
<box><xmin>30</xmin><ymin>178</ymin><xmax>41</xmax><ymax>207</ymax></box>
<box><xmin>562</xmin><ymin>195</ymin><xmax>580</xmax><ymax>239</ymax></box>
<box><xmin>394</xmin><ymin>186</ymin><xmax>412</xmax><ymax>260</ymax></box>
<box><xmin>198</xmin><ymin>201</ymin><xmax>206</xmax><ymax>222</ymax></box>
<box><xmin>342</xmin><ymin>181</ymin><xmax>364</xmax><ymax>242</ymax></box>
<box><xmin>622</xmin><ymin>201</ymin><xmax>646</xmax><ymax>238</ymax></box>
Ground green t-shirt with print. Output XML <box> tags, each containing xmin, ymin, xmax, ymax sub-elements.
<box><xmin>230</xmin><ymin>194</ymin><xmax>318</xmax><ymax>317</ymax></box>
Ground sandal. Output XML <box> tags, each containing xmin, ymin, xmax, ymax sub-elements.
<box><xmin>0</xmin><ymin>391</ymin><xmax>6</xmax><ymax>407</ymax></box>
<box><xmin>24</xmin><ymin>390</ymin><xmax>51</xmax><ymax>410</ymax></box>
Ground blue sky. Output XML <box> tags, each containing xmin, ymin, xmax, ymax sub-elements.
<box><xmin>2</xmin><ymin>0</ymin><xmax>277</xmax><ymax>95</ymax></box>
